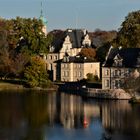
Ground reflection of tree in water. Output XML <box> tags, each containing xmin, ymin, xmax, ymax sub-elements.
<box><xmin>23</xmin><ymin>91</ymin><xmax>49</xmax><ymax>128</ymax></box>
<box><xmin>101</xmin><ymin>100</ymin><xmax>140</xmax><ymax>137</ymax></box>
<box><xmin>23</xmin><ymin>128</ymin><xmax>45</xmax><ymax>140</ymax></box>
<box><xmin>0</xmin><ymin>91</ymin><xmax>50</xmax><ymax>140</ymax></box>
<box><xmin>0</xmin><ymin>92</ymin><xmax>23</xmax><ymax>127</ymax></box>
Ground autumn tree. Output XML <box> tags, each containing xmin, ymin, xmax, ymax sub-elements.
<box><xmin>79</xmin><ymin>48</ymin><xmax>96</xmax><ymax>59</ymax></box>
<box><xmin>0</xmin><ymin>17</ymin><xmax>53</xmax><ymax>83</ymax></box>
<box><xmin>0</xmin><ymin>46</ymin><xmax>12</xmax><ymax>79</ymax></box>
<box><xmin>115</xmin><ymin>10</ymin><xmax>140</xmax><ymax>48</ymax></box>
<box><xmin>0</xmin><ymin>19</ymin><xmax>10</xmax><ymax>78</ymax></box>
<box><xmin>11</xmin><ymin>52</ymin><xmax>30</xmax><ymax>78</ymax></box>
<box><xmin>0</xmin><ymin>19</ymin><xmax>8</xmax><ymax>48</ymax></box>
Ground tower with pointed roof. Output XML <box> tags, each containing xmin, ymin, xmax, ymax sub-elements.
<box><xmin>39</xmin><ymin>1</ymin><xmax>48</xmax><ymax>36</ymax></box>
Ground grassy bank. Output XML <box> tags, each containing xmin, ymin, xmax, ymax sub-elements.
<box><xmin>0</xmin><ymin>80</ymin><xmax>58</xmax><ymax>91</ymax></box>
<box><xmin>0</xmin><ymin>82</ymin><xmax>24</xmax><ymax>90</ymax></box>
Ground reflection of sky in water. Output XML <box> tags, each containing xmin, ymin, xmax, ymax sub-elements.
<box><xmin>45</xmin><ymin>120</ymin><xmax>103</xmax><ymax>140</ymax></box>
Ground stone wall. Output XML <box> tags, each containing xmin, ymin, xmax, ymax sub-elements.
<box><xmin>82</xmin><ymin>88</ymin><xmax>131</xmax><ymax>100</ymax></box>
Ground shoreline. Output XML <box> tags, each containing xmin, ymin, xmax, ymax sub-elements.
<box><xmin>0</xmin><ymin>82</ymin><xmax>58</xmax><ymax>91</ymax></box>
<box><xmin>0</xmin><ymin>81</ymin><xmax>132</xmax><ymax>101</ymax></box>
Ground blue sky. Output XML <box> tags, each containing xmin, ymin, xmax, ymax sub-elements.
<box><xmin>0</xmin><ymin>0</ymin><xmax>140</xmax><ymax>31</ymax></box>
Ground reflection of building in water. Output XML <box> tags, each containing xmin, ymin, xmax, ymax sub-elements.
<box><xmin>47</xmin><ymin>92</ymin><xmax>57</xmax><ymax>126</ymax></box>
<box><xmin>60</xmin><ymin>93</ymin><xmax>84</xmax><ymax>129</ymax></box>
<box><xmin>101</xmin><ymin>101</ymin><xmax>132</xmax><ymax>132</ymax></box>
<box><xmin>84</xmin><ymin>103</ymin><xmax>100</xmax><ymax>118</ymax></box>
<box><xmin>46</xmin><ymin>92</ymin><xmax>140</xmax><ymax>135</ymax></box>
<box><xmin>83</xmin><ymin>102</ymin><xmax>100</xmax><ymax>128</ymax></box>
<box><xmin>59</xmin><ymin>93</ymin><xmax>101</xmax><ymax>129</ymax></box>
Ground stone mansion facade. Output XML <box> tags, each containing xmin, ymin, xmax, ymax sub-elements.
<box><xmin>46</xmin><ymin>29</ymin><xmax>100</xmax><ymax>82</ymax></box>
<box><xmin>56</xmin><ymin>55</ymin><xmax>100</xmax><ymax>82</ymax></box>
<box><xmin>102</xmin><ymin>47</ymin><xmax>140</xmax><ymax>89</ymax></box>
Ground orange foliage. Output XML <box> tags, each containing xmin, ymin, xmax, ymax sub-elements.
<box><xmin>79</xmin><ymin>48</ymin><xmax>96</xmax><ymax>59</ymax></box>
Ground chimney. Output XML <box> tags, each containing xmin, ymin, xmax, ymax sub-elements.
<box><xmin>83</xmin><ymin>29</ymin><xmax>87</xmax><ymax>35</ymax></box>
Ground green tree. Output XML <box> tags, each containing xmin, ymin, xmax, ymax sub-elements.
<box><xmin>115</xmin><ymin>10</ymin><xmax>140</xmax><ymax>48</ymax></box>
<box><xmin>6</xmin><ymin>17</ymin><xmax>53</xmax><ymax>54</ymax></box>
<box><xmin>86</xmin><ymin>73</ymin><xmax>99</xmax><ymax>82</ymax></box>
<box><xmin>96</xmin><ymin>42</ymin><xmax>110</xmax><ymax>64</ymax></box>
<box><xmin>24</xmin><ymin>56</ymin><xmax>49</xmax><ymax>88</ymax></box>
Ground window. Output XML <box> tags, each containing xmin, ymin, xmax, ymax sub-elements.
<box><xmin>118</xmin><ymin>70</ymin><xmax>121</xmax><ymax>76</ymax></box>
<box><xmin>115</xmin><ymin>80</ymin><xmax>121</xmax><ymax>88</ymax></box>
<box><xmin>114</xmin><ymin>60</ymin><xmax>122</xmax><ymax>67</ymax></box>
<box><xmin>79</xmin><ymin>64</ymin><xmax>81</xmax><ymax>68</ymax></box>
<box><xmin>105</xmin><ymin>69</ymin><xmax>109</xmax><ymax>76</ymax></box>
<box><xmin>125</xmin><ymin>69</ymin><xmax>130</xmax><ymax>77</ymax></box>
<box><xmin>95</xmin><ymin>70</ymin><xmax>98</xmax><ymax>76</ymax></box>
<box><xmin>114</xmin><ymin>70</ymin><xmax>118</xmax><ymax>76</ymax></box>
<box><xmin>105</xmin><ymin>80</ymin><xmax>109</xmax><ymax>87</ymax></box>
<box><xmin>114</xmin><ymin>69</ymin><xmax>121</xmax><ymax>76</ymax></box>
<box><xmin>49</xmin><ymin>55</ymin><xmax>52</xmax><ymax>60</ymax></box>
<box><xmin>50</xmin><ymin>64</ymin><xmax>53</xmax><ymax>70</ymax></box>
<box><xmin>62</xmin><ymin>64</ymin><xmax>64</xmax><ymax>68</ymax></box>
<box><xmin>118</xmin><ymin>60</ymin><xmax>122</xmax><ymax>66</ymax></box>
<box><xmin>74</xmin><ymin>72</ymin><xmax>77</xmax><ymax>76</ymax></box>
<box><xmin>62</xmin><ymin>71</ymin><xmax>65</xmax><ymax>76</ymax></box>
<box><xmin>54</xmin><ymin>55</ymin><xmax>57</xmax><ymax>60</ymax></box>
<box><xmin>79</xmin><ymin>71</ymin><xmax>82</xmax><ymax>77</ymax></box>
<box><xmin>65</xmin><ymin>71</ymin><xmax>69</xmax><ymax>77</ymax></box>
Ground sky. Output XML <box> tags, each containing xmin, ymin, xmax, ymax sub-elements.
<box><xmin>0</xmin><ymin>0</ymin><xmax>140</xmax><ymax>32</ymax></box>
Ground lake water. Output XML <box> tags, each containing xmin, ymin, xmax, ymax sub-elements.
<box><xmin>0</xmin><ymin>90</ymin><xmax>140</xmax><ymax>140</ymax></box>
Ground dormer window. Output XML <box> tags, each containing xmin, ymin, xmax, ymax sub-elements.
<box><xmin>136</xmin><ymin>52</ymin><xmax>140</xmax><ymax>67</ymax></box>
<box><xmin>50</xmin><ymin>46</ymin><xmax>54</xmax><ymax>52</ymax></box>
<box><xmin>64</xmin><ymin>35</ymin><xmax>70</xmax><ymax>43</ymax></box>
<box><xmin>63</xmin><ymin>57</ymin><xmax>67</xmax><ymax>62</ymax></box>
<box><xmin>82</xmin><ymin>34</ymin><xmax>91</xmax><ymax>46</ymax></box>
<box><xmin>113</xmin><ymin>54</ymin><xmax>123</xmax><ymax>67</ymax></box>
<box><xmin>61</xmin><ymin>35</ymin><xmax>72</xmax><ymax>53</ymax></box>
<box><xmin>63</xmin><ymin>56</ymin><xmax>69</xmax><ymax>62</ymax></box>
<box><xmin>114</xmin><ymin>59</ymin><xmax>123</xmax><ymax>67</ymax></box>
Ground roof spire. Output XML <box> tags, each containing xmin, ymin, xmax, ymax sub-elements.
<box><xmin>39</xmin><ymin>0</ymin><xmax>48</xmax><ymax>35</ymax></box>
<box><xmin>40</xmin><ymin>1</ymin><xmax>43</xmax><ymax>17</ymax></box>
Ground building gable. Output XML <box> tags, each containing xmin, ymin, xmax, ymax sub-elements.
<box><xmin>103</xmin><ymin>47</ymin><xmax>140</xmax><ymax>68</ymax></box>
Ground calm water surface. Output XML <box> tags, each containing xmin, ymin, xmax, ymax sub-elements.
<box><xmin>0</xmin><ymin>91</ymin><xmax>140</xmax><ymax>140</ymax></box>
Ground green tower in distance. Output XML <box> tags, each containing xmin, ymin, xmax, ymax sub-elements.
<box><xmin>39</xmin><ymin>1</ymin><xmax>48</xmax><ymax>36</ymax></box>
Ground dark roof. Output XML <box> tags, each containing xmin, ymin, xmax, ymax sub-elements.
<box><xmin>66</xmin><ymin>29</ymin><xmax>84</xmax><ymax>48</ymax></box>
<box><xmin>50</xmin><ymin>30</ymin><xmax>65</xmax><ymax>53</ymax></box>
<box><xmin>51</xmin><ymin>29</ymin><xmax>87</xmax><ymax>53</ymax></box>
<box><xmin>103</xmin><ymin>48</ymin><xmax>140</xmax><ymax>68</ymax></box>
